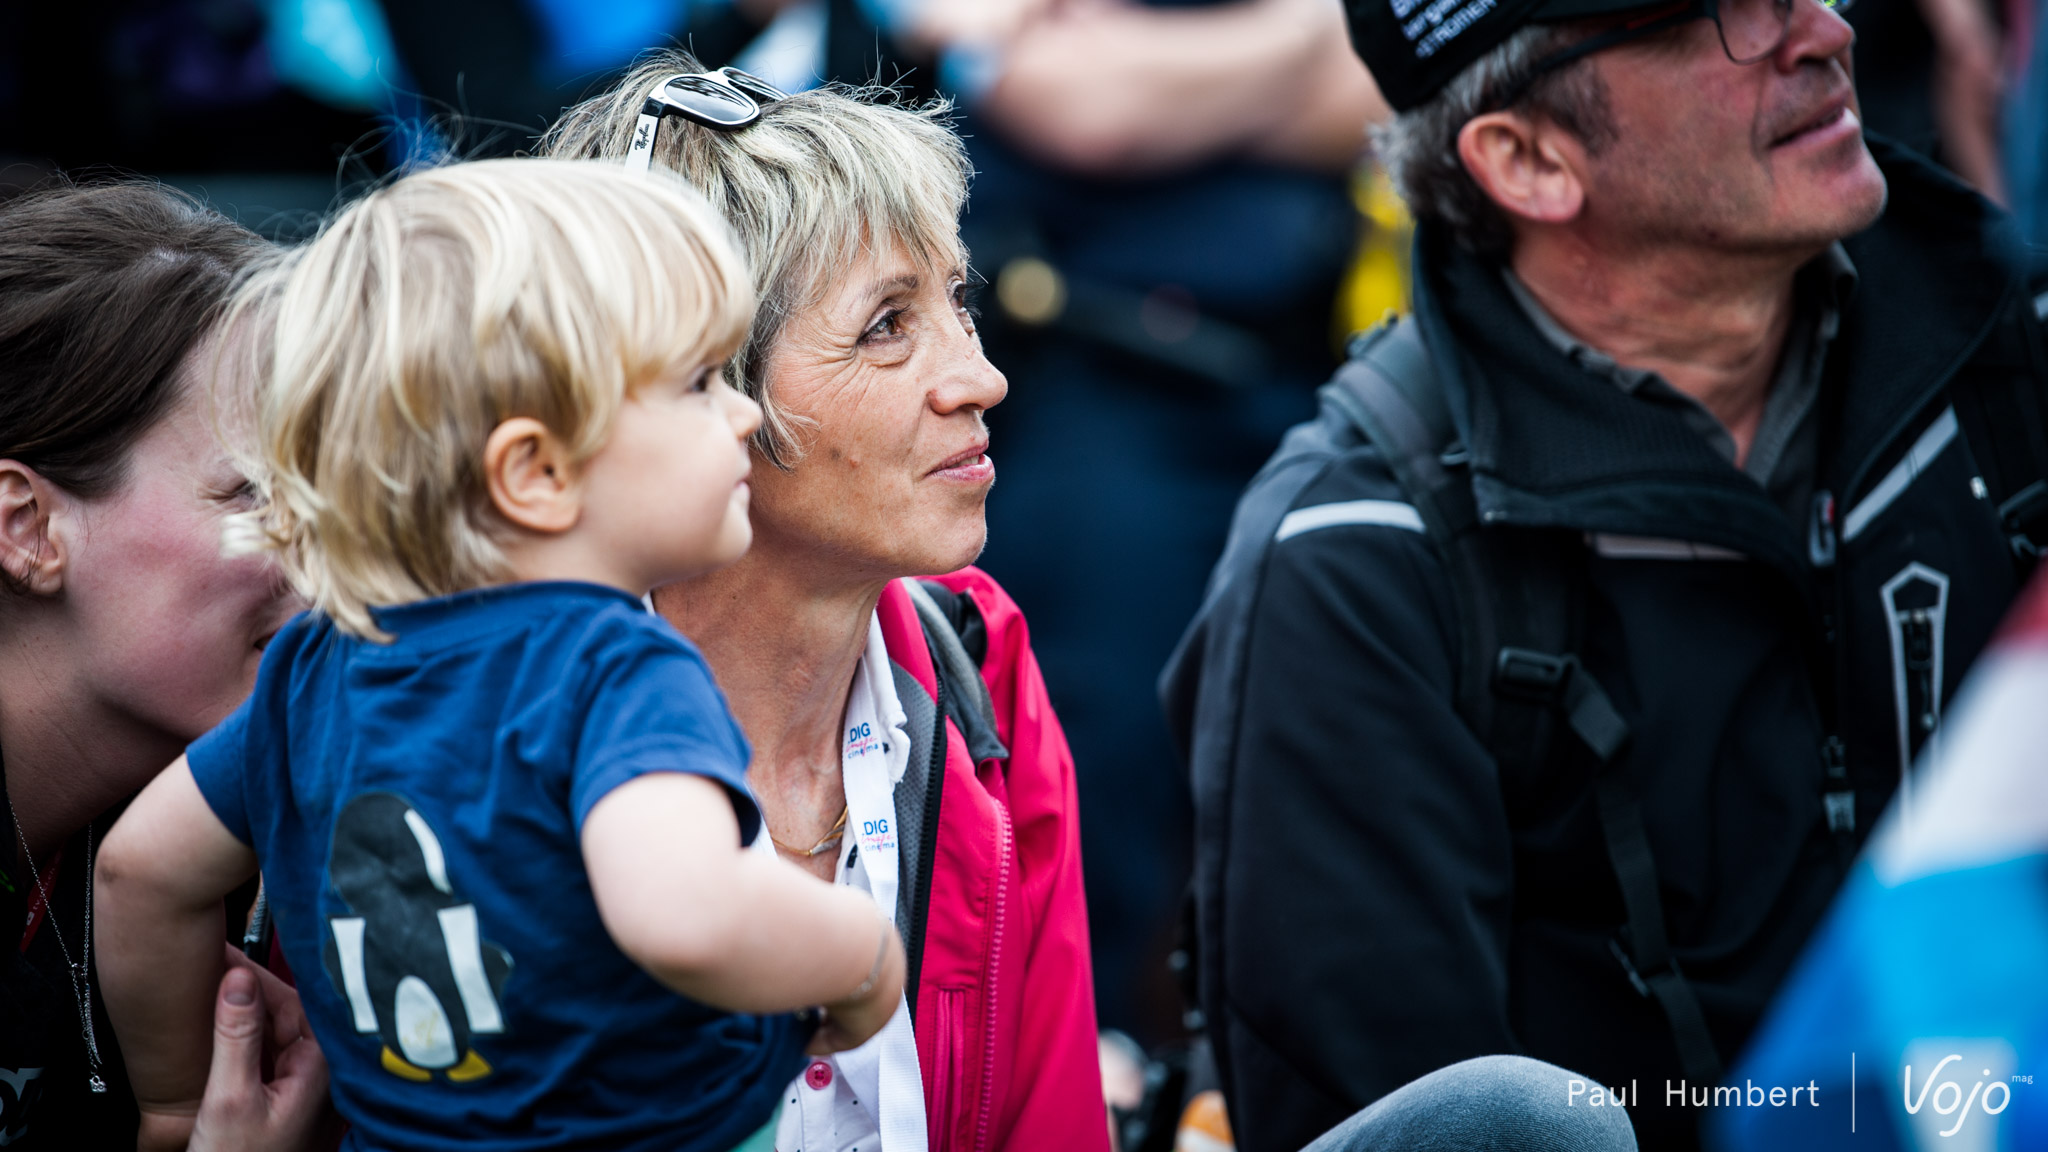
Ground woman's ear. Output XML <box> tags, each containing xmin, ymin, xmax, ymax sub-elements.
<box><xmin>1457</xmin><ymin>110</ymin><xmax>1588</xmax><ymax>230</ymax></box>
<box><xmin>0</xmin><ymin>462</ymin><xmax>66</xmax><ymax>595</ymax></box>
<box><xmin>483</xmin><ymin>418</ymin><xmax>582</xmax><ymax>535</ymax></box>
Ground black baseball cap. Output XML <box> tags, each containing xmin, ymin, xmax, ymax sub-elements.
<box><xmin>1345</xmin><ymin>0</ymin><xmax>1672</xmax><ymax>111</ymax></box>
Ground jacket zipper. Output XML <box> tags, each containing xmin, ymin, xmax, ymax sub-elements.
<box><xmin>973</xmin><ymin>801</ymin><xmax>1012</xmax><ymax>1152</ymax></box>
<box><xmin>1901</xmin><ymin>608</ymin><xmax>1941</xmax><ymax>766</ymax></box>
<box><xmin>1811</xmin><ymin>490</ymin><xmax>1856</xmax><ymax>848</ymax></box>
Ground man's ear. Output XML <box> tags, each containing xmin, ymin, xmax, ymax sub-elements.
<box><xmin>0</xmin><ymin>462</ymin><xmax>66</xmax><ymax>596</ymax></box>
<box><xmin>1457</xmin><ymin>110</ymin><xmax>1588</xmax><ymax>228</ymax></box>
<box><xmin>483</xmin><ymin>418</ymin><xmax>582</xmax><ymax>535</ymax></box>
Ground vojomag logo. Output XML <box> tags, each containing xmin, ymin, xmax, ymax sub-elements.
<box><xmin>1900</xmin><ymin>1040</ymin><xmax>2021</xmax><ymax>1146</ymax></box>
<box><xmin>1905</xmin><ymin>1055</ymin><xmax>2012</xmax><ymax>1138</ymax></box>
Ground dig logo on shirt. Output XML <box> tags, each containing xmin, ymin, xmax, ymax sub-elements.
<box><xmin>859</xmin><ymin>817</ymin><xmax>896</xmax><ymax>854</ymax></box>
<box><xmin>845</xmin><ymin>722</ymin><xmax>880</xmax><ymax>760</ymax></box>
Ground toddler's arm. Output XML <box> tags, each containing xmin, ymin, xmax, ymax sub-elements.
<box><xmin>95</xmin><ymin>756</ymin><xmax>262</xmax><ymax>1151</ymax></box>
<box><xmin>582</xmin><ymin>773</ymin><xmax>905</xmax><ymax>1049</ymax></box>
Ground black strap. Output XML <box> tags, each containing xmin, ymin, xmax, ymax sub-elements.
<box><xmin>1493</xmin><ymin>644</ymin><xmax>1722</xmax><ymax>1086</ymax></box>
<box><xmin>1951</xmin><ymin>289</ymin><xmax>2048</xmax><ymax>568</ymax></box>
<box><xmin>1493</xmin><ymin>650</ymin><xmax>1628</xmax><ymax>762</ymax></box>
<box><xmin>896</xmin><ymin>580</ymin><xmax>1008</xmax><ymax>1025</ymax></box>
<box><xmin>1323</xmin><ymin>324</ymin><xmax>1491</xmax><ymax>726</ymax></box>
<box><xmin>1329</xmin><ymin>319</ymin><xmax>1725</xmax><ymax>1090</ymax></box>
<box><xmin>1594</xmin><ymin>776</ymin><xmax>1725</xmax><ymax>1090</ymax></box>
<box><xmin>897</xmin><ymin>610</ymin><xmax>950</xmax><ymax>1020</ymax></box>
<box><xmin>908</xmin><ymin>581</ymin><xmax>1009</xmax><ymax>764</ymax></box>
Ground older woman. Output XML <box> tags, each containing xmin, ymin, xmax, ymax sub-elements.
<box><xmin>544</xmin><ymin>57</ymin><xmax>1106</xmax><ymax>1152</ymax></box>
<box><xmin>0</xmin><ymin>184</ymin><xmax>326</xmax><ymax>1152</ymax></box>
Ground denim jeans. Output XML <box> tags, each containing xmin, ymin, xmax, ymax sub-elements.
<box><xmin>1301</xmin><ymin>1056</ymin><xmax>1639</xmax><ymax>1152</ymax></box>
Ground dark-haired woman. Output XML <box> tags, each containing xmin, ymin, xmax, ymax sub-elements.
<box><xmin>0</xmin><ymin>184</ymin><xmax>323</xmax><ymax>1151</ymax></box>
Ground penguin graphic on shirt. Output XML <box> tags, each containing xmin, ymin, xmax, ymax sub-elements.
<box><xmin>322</xmin><ymin>791</ymin><xmax>512</xmax><ymax>1083</ymax></box>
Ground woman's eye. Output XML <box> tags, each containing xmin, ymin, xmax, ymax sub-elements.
<box><xmin>861</xmin><ymin>308</ymin><xmax>907</xmax><ymax>344</ymax></box>
<box><xmin>954</xmin><ymin>283</ymin><xmax>983</xmax><ymax>332</ymax></box>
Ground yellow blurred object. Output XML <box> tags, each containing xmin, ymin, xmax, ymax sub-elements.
<box><xmin>1333</xmin><ymin>163</ymin><xmax>1414</xmax><ymax>348</ymax></box>
<box><xmin>997</xmin><ymin>256</ymin><xmax>1067</xmax><ymax>326</ymax></box>
<box><xmin>1175</xmin><ymin>1088</ymin><xmax>1235</xmax><ymax>1152</ymax></box>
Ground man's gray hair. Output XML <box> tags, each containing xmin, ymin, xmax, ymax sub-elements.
<box><xmin>541</xmin><ymin>51</ymin><xmax>971</xmax><ymax>467</ymax></box>
<box><xmin>1372</xmin><ymin>24</ymin><xmax>1618</xmax><ymax>255</ymax></box>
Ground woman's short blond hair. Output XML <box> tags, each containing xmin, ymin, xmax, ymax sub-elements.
<box><xmin>237</xmin><ymin>158</ymin><xmax>752</xmax><ymax>638</ymax></box>
<box><xmin>540</xmin><ymin>51</ymin><xmax>971</xmax><ymax>468</ymax></box>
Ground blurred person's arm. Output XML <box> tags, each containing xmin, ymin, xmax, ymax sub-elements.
<box><xmin>953</xmin><ymin>0</ymin><xmax>1388</xmax><ymax>176</ymax></box>
<box><xmin>1918</xmin><ymin>0</ymin><xmax>2007</xmax><ymax>203</ymax></box>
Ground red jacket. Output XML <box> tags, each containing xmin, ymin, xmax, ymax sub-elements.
<box><xmin>875</xmin><ymin>569</ymin><xmax>1108</xmax><ymax>1152</ymax></box>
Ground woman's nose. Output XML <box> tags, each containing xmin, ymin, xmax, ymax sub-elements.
<box><xmin>931</xmin><ymin>340</ymin><xmax>1008</xmax><ymax>415</ymax></box>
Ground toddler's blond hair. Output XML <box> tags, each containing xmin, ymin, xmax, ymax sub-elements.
<box><xmin>236</xmin><ymin>158</ymin><xmax>752</xmax><ymax>638</ymax></box>
<box><xmin>541</xmin><ymin>52</ymin><xmax>971</xmax><ymax>468</ymax></box>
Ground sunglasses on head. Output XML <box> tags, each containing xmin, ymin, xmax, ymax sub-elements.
<box><xmin>624</xmin><ymin>68</ymin><xmax>789</xmax><ymax>172</ymax></box>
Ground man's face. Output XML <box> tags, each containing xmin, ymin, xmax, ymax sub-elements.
<box><xmin>1574</xmin><ymin>0</ymin><xmax>1887</xmax><ymax>254</ymax></box>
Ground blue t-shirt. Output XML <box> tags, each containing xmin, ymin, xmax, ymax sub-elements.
<box><xmin>188</xmin><ymin>581</ymin><xmax>806</xmax><ymax>1152</ymax></box>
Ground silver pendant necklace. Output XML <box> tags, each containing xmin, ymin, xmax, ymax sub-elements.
<box><xmin>10</xmin><ymin>806</ymin><xmax>109</xmax><ymax>1094</ymax></box>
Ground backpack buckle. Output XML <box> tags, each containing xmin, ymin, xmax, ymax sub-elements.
<box><xmin>1999</xmin><ymin>480</ymin><xmax>2048</xmax><ymax>559</ymax></box>
<box><xmin>1494</xmin><ymin>648</ymin><xmax>1575</xmax><ymax>707</ymax></box>
<box><xmin>1497</xmin><ymin>648</ymin><xmax>1632</xmax><ymax>764</ymax></box>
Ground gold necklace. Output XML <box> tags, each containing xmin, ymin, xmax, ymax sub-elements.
<box><xmin>770</xmin><ymin>804</ymin><xmax>849</xmax><ymax>858</ymax></box>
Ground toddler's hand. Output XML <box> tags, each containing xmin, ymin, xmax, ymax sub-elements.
<box><xmin>806</xmin><ymin>923</ymin><xmax>907</xmax><ymax>1054</ymax></box>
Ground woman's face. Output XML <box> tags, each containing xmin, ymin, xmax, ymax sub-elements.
<box><xmin>750</xmin><ymin>240</ymin><xmax>1007</xmax><ymax>581</ymax></box>
<box><xmin>62</xmin><ymin>381</ymin><xmax>299</xmax><ymax>744</ymax></box>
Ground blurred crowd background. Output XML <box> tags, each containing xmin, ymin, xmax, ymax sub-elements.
<box><xmin>2</xmin><ymin>0</ymin><xmax>2041</xmax><ymax>1070</ymax></box>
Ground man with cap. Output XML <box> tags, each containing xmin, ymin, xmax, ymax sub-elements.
<box><xmin>1163</xmin><ymin>0</ymin><xmax>2048</xmax><ymax>1146</ymax></box>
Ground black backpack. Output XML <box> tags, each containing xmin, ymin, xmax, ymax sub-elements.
<box><xmin>1324</xmin><ymin>305</ymin><xmax>2048</xmax><ymax>1090</ymax></box>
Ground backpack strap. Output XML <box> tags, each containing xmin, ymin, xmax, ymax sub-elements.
<box><xmin>892</xmin><ymin>579</ymin><xmax>1009</xmax><ymax>1025</ymax></box>
<box><xmin>890</xmin><ymin>639</ymin><xmax>945</xmax><ymax>1028</ymax></box>
<box><xmin>907</xmin><ymin>580</ymin><xmax>1009</xmax><ymax>764</ymax></box>
<box><xmin>1324</xmin><ymin>319</ymin><xmax>1725</xmax><ymax>1090</ymax></box>
<box><xmin>1323</xmin><ymin>323</ymin><xmax>1493</xmax><ymax>730</ymax></box>
<box><xmin>1950</xmin><ymin>286</ymin><xmax>2048</xmax><ymax>568</ymax></box>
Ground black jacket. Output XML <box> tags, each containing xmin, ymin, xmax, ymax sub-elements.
<box><xmin>1162</xmin><ymin>142</ymin><xmax>2045</xmax><ymax>1152</ymax></box>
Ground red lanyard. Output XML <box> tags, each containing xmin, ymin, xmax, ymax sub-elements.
<box><xmin>18</xmin><ymin>846</ymin><xmax>62</xmax><ymax>954</ymax></box>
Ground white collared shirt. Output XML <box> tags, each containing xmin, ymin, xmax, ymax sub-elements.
<box><xmin>773</xmin><ymin>609</ymin><xmax>928</xmax><ymax>1152</ymax></box>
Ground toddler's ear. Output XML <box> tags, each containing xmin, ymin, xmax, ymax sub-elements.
<box><xmin>483</xmin><ymin>418</ymin><xmax>581</xmax><ymax>534</ymax></box>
